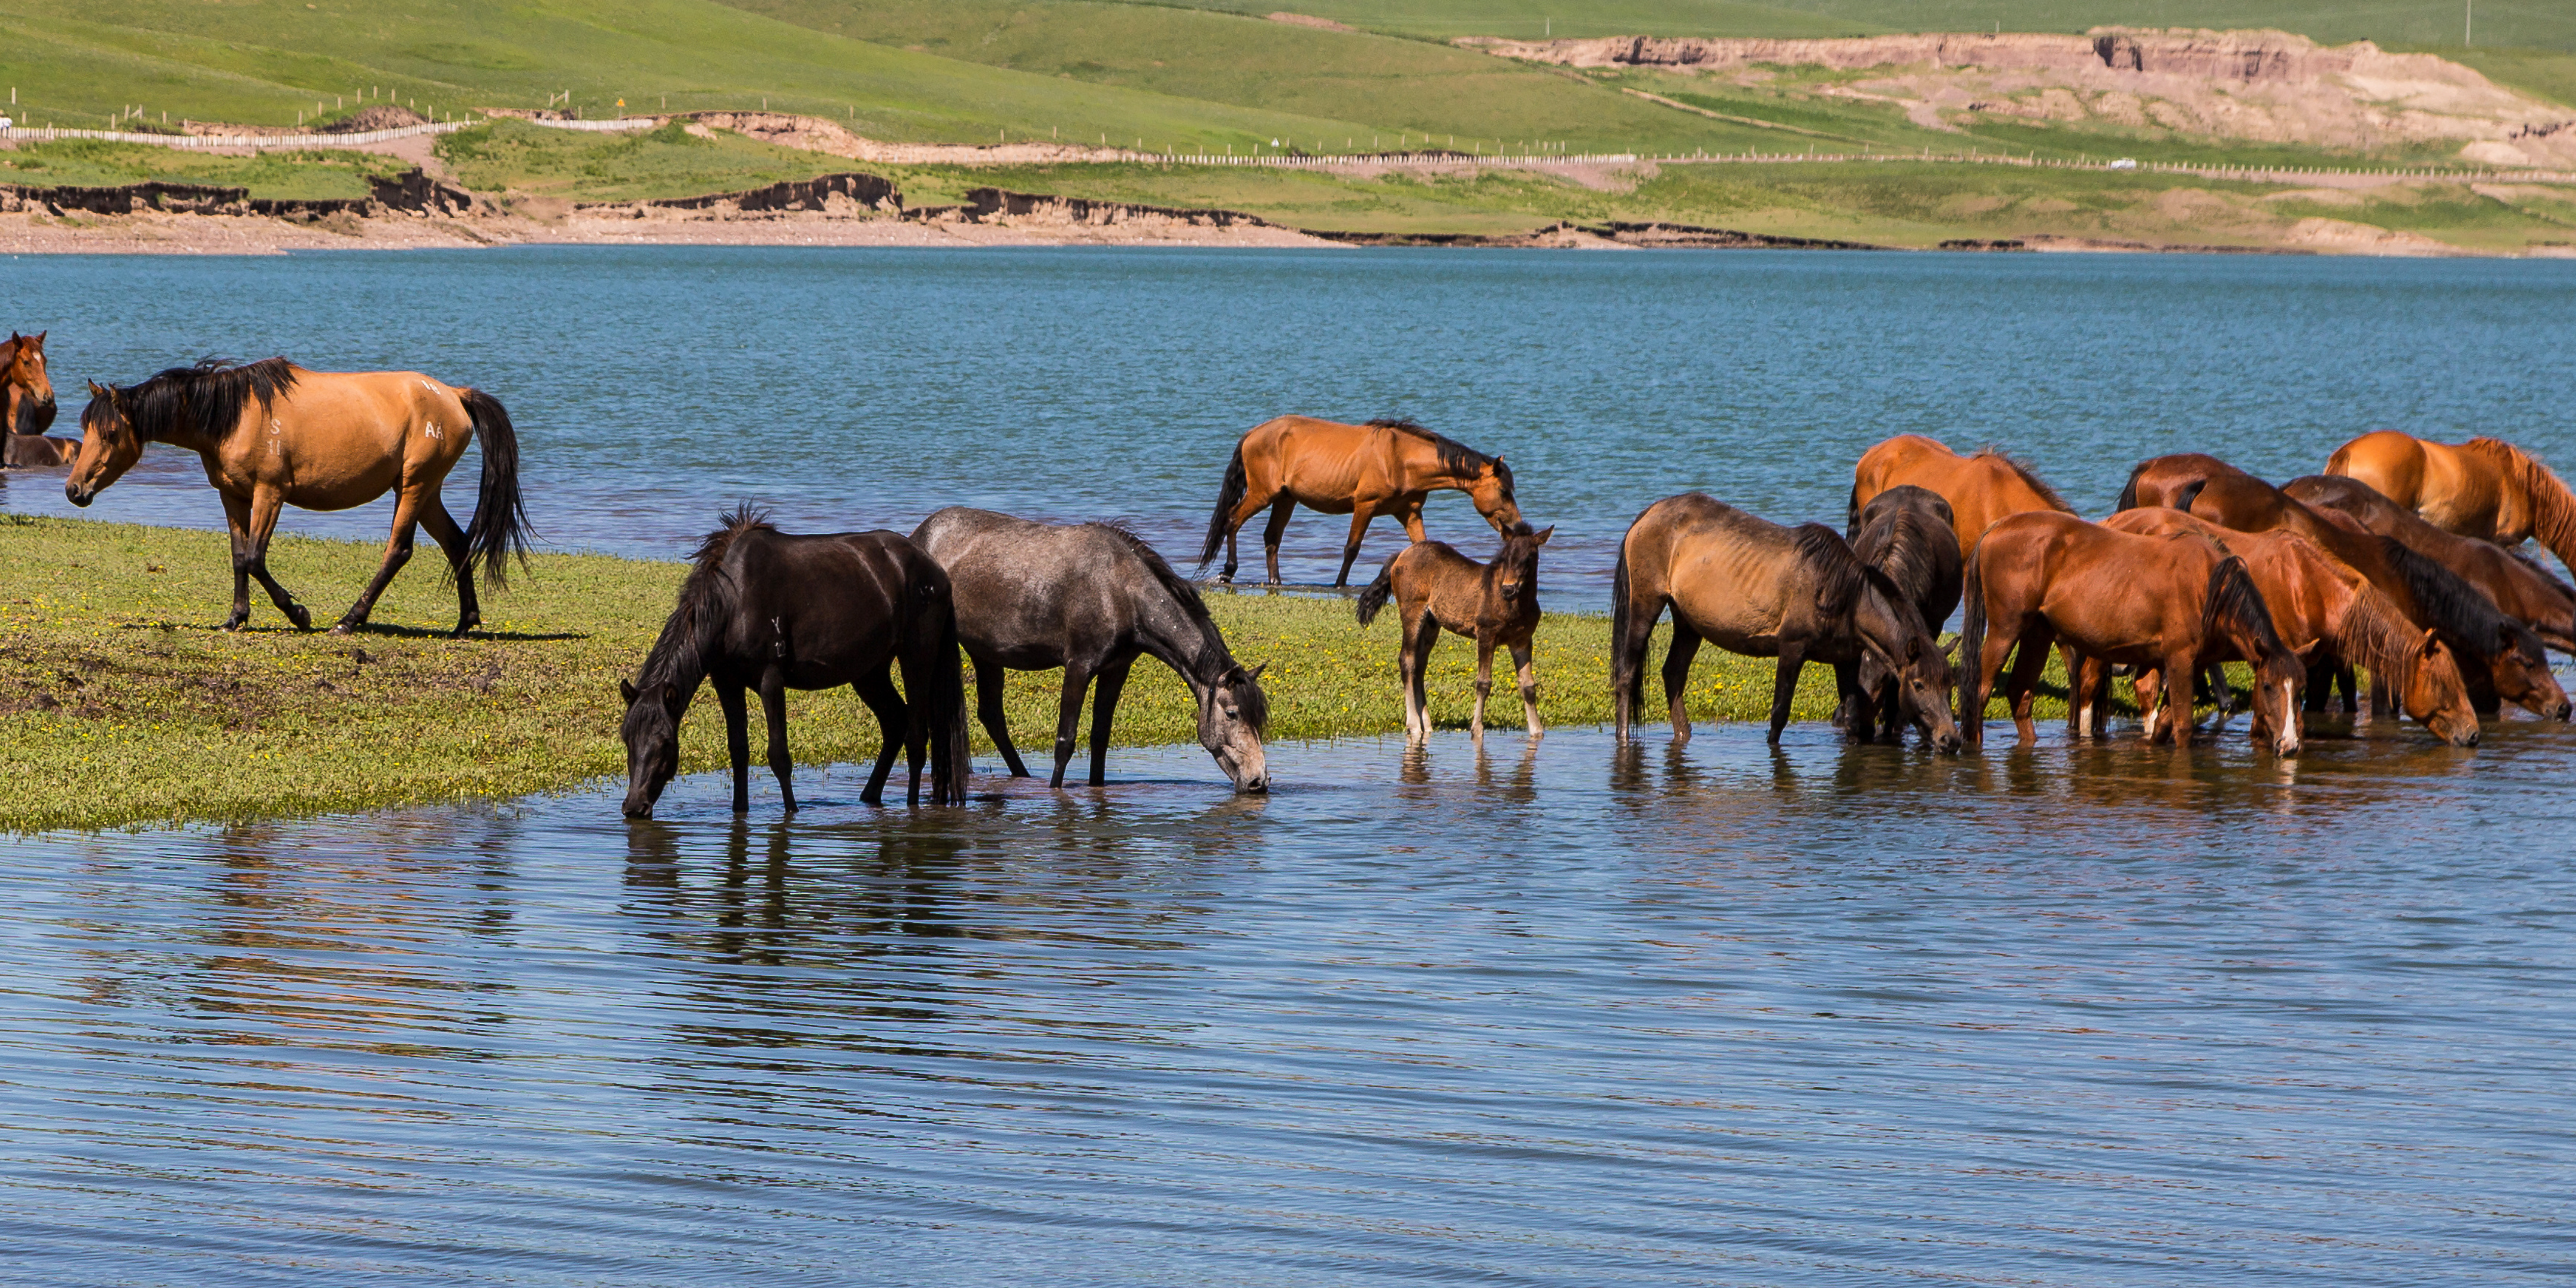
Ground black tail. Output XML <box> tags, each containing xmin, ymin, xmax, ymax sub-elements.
<box><xmin>459</xmin><ymin>388</ymin><xmax>532</xmax><ymax>591</ymax></box>
<box><xmin>1198</xmin><ymin>441</ymin><xmax>1248</xmax><ymax>568</ymax></box>
<box><xmin>2115</xmin><ymin>461</ymin><xmax>2147</xmax><ymax>512</ymax></box>
<box><xmin>1957</xmin><ymin>549</ymin><xmax>1987</xmax><ymax>732</ymax></box>
<box><xmin>1611</xmin><ymin>549</ymin><xmax>1643</xmax><ymax>733</ymax></box>
<box><xmin>1845</xmin><ymin>482</ymin><xmax>1862</xmax><ymax>537</ymax></box>
<box><xmin>1355</xmin><ymin>558</ymin><xmax>1396</xmax><ymax>625</ymax></box>
<box><xmin>909</xmin><ymin>566</ymin><xmax>972</xmax><ymax>806</ymax></box>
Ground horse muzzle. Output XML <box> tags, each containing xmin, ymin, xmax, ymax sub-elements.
<box><xmin>63</xmin><ymin>481</ymin><xmax>94</xmax><ymax>508</ymax></box>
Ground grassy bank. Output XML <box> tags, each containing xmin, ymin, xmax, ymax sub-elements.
<box><xmin>1</xmin><ymin>515</ymin><xmax>1865</xmax><ymax>834</ymax></box>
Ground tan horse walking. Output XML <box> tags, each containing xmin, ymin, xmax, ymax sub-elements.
<box><xmin>1849</xmin><ymin>433</ymin><xmax>2073</xmax><ymax>561</ymax></box>
<box><xmin>1198</xmin><ymin>415</ymin><xmax>1521</xmax><ymax>586</ymax></box>
<box><xmin>0</xmin><ymin>331</ymin><xmax>74</xmax><ymax>467</ymax></box>
<box><xmin>2325</xmin><ymin>430</ymin><xmax>2576</xmax><ymax>570</ymax></box>
<box><xmin>1354</xmin><ymin>524</ymin><xmax>1553</xmax><ymax>742</ymax></box>
<box><xmin>66</xmin><ymin>357</ymin><xmax>530</xmax><ymax>635</ymax></box>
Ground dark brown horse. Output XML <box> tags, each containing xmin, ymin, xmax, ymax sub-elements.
<box><xmin>2326</xmin><ymin>430</ymin><xmax>2576</xmax><ymax>570</ymax></box>
<box><xmin>67</xmin><ymin>358</ymin><xmax>530</xmax><ymax>636</ymax></box>
<box><xmin>0</xmin><ymin>331</ymin><xmax>73</xmax><ymax>467</ymax></box>
<box><xmin>2094</xmin><ymin>507</ymin><xmax>2478</xmax><ymax>746</ymax></box>
<box><xmin>1356</xmin><ymin>523</ymin><xmax>1553</xmax><ymax>741</ymax></box>
<box><xmin>618</xmin><ymin>507</ymin><xmax>969</xmax><ymax>817</ymax></box>
<box><xmin>2118</xmin><ymin>453</ymin><xmax>2567</xmax><ymax>720</ymax></box>
<box><xmin>913</xmin><ymin>508</ymin><xmax>1269</xmax><ymax>793</ymax></box>
<box><xmin>1612</xmin><ymin>493</ymin><xmax>1959</xmax><ymax>749</ymax></box>
<box><xmin>1960</xmin><ymin>511</ymin><xmax>2304</xmax><ymax>754</ymax></box>
<box><xmin>2285</xmin><ymin>474</ymin><xmax>2576</xmax><ymax>653</ymax></box>
<box><xmin>1199</xmin><ymin>415</ymin><xmax>1521</xmax><ymax>586</ymax></box>
<box><xmin>1841</xmin><ymin>484</ymin><xmax>1961</xmax><ymax>740</ymax></box>
<box><xmin>1849</xmin><ymin>433</ymin><xmax>2073</xmax><ymax>561</ymax></box>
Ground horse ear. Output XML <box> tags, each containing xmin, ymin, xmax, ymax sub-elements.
<box><xmin>1943</xmin><ymin>638</ymin><xmax>1961</xmax><ymax>665</ymax></box>
<box><xmin>1905</xmin><ymin>634</ymin><xmax>1923</xmax><ymax>663</ymax></box>
<box><xmin>619</xmin><ymin>678</ymin><xmax>640</xmax><ymax>707</ymax></box>
<box><xmin>85</xmin><ymin>380</ymin><xmax>104</xmax><ymax>397</ymax></box>
<box><xmin>1246</xmin><ymin>662</ymin><xmax>1267</xmax><ymax>681</ymax></box>
<box><xmin>1533</xmin><ymin>525</ymin><xmax>1554</xmax><ymax>546</ymax></box>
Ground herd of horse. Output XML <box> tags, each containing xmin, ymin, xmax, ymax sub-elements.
<box><xmin>14</xmin><ymin>345</ymin><xmax>2576</xmax><ymax>818</ymax></box>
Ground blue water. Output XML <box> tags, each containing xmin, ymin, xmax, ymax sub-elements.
<box><xmin>4</xmin><ymin>248</ymin><xmax>2576</xmax><ymax>1285</ymax></box>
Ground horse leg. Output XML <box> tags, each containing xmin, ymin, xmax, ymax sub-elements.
<box><xmin>2304</xmin><ymin>659</ymin><xmax>2334</xmax><ymax>714</ymax></box>
<box><xmin>853</xmin><ymin>672</ymin><xmax>906</xmax><ymax>806</ymax></box>
<box><xmin>1399</xmin><ymin>495</ymin><xmax>1430</xmax><ymax>543</ymax></box>
<box><xmin>705</xmin><ymin>675</ymin><xmax>749</xmax><ymax>812</ymax></box>
<box><xmin>1470</xmin><ymin>631</ymin><xmax>1496</xmax><ymax>740</ymax></box>
<box><xmin>1512</xmin><ymin>638</ymin><xmax>1542</xmax><ymax>736</ymax></box>
<box><xmin>217</xmin><ymin>492</ymin><xmax>257</xmax><ymax>631</ymax></box>
<box><xmin>1222</xmin><ymin>487</ymin><xmax>1280</xmax><ymax>585</ymax></box>
<box><xmin>417</xmin><ymin>496</ymin><xmax>480</xmax><ymax>635</ymax></box>
<box><xmin>2336</xmin><ymin>662</ymin><xmax>2360</xmax><ymax>715</ymax></box>
<box><xmin>894</xmin><ymin>652</ymin><xmax>931</xmax><ymax>807</ymax></box>
<box><xmin>2136</xmin><ymin>667</ymin><xmax>2166</xmax><ymax>743</ymax></box>
<box><xmin>1834</xmin><ymin>660</ymin><xmax>1873</xmax><ymax>743</ymax></box>
<box><xmin>1402</xmin><ymin>609</ymin><xmax>1439</xmax><ymax>742</ymax></box>
<box><xmin>1259</xmin><ymin>497</ymin><xmax>1294</xmax><ymax>586</ymax></box>
<box><xmin>1334</xmin><ymin>509</ymin><xmax>1379</xmax><ymax>588</ymax></box>
<box><xmin>2164</xmin><ymin>651</ymin><xmax>2198</xmax><ymax>749</ymax></box>
<box><xmin>1048</xmin><ymin>660</ymin><xmax>1094</xmax><ymax>789</ymax></box>
<box><xmin>1086</xmin><ymin>657</ymin><xmax>1133</xmax><ymax>787</ymax></box>
<box><xmin>973</xmin><ymin>662</ymin><xmax>1029</xmax><ymax>777</ymax></box>
<box><xmin>758</xmin><ymin>668</ymin><xmax>796</xmax><ymax>813</ymax></box>
<box><xmin>334</xmin><ymin>485</ymin><xmax>425</xmax><ymax>633</ymax></box>
<box><xmin>2003</xmin><ymin>631</ymin><xmax>2053</xmax><ymax>746</ymax></box>
<box><xmin>1664</xmin><ymin>622</ymin><xmax>1705</xmax><ymax>743</ymax></box>
<box><xmin>1766</xmin><ymin>645</ymin><xmax>1805</xmax><ymax>745</ymax></box>
<box><xmin>239</xmin><ymin>485</ymin><xmax>312</xmax><ymax>631</ymax></box>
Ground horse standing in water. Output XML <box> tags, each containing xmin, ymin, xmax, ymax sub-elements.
<box><xmin>1960</xmin><ymin>511</ymin><xmax>2305</xmax><ymax>755</ymax></box>
<box><xmin>913</xmin><ymin>508</ymin><xmax>1270</xmax><ymax>793</ymax></box>
<box><xmin>1842</xmin><ymin>484</ymin><xmax>1962</xmax><ymax>740</ymax></box>
<box><xmin>618</xmin><ymin>507</ymin><xmax>969</xmax><ymax>817</ymax></box>
<box><xmin>0</xmin><ymin>331</ymin><xmax>74</xmax><ymax>467</ymax></box>
<box><xmin>1849</xmin><ymin>434</ymin><xmax>2073</xmax><ymax>561</ymax></box>
<box><xmin>65</xmin><ymin>358</ymin><xmax>530</xmax><ymax>636</ymax></box>
<box><xmin>1199</xmin><ymin>415</ymin><xmax>1521</xmax><ymax>586</ymax></box>
<box><xmin>1355</xmin><ymin>523</ymin><xmax>1553</xmax><ymax>742</ymax></box>
<box><xmin>2326</xmin><ymin>430</ymin><xmax>2576</xmax><ymax>571</ymax></box>
<box><xmin>1612</xmin><ymin>493</ymin><xmax>1960</xmax><ymax>750</ymax></box>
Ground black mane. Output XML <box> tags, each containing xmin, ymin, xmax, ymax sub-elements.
<box><xmin>2373</xmin><ymin>533</ymin><xmax>2547</xmax><ymax>663</ymax></box>
<box><xmin>1092</xmin><ymin>521</ymin><xmax>1269</xmax><ymax>732</ymax></box>
<box><xmin>92</xmin><ymin>357</ymin><xmax>297</xmax><ymax>443</ymax></box>
<box><xmin>638</xmin><ymin>505</ymin><xmax>772</xmax><ymax>691</ymax></box>
<box><xmin>1793</xmin><ymin>522</ymin><xmax>1870</xmax><ymax>616</ymax></box>
<box><xmin>1368</xmin><ymin>417</ymin><xmax>1511</xmax><ymax>490</ymax></box>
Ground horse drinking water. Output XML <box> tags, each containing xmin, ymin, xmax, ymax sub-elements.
<box><xmin>0</xmin><ymin>331</ymin><xmax>73</xmax><ymax>467</ymax></box>
<box><xmin>65</xmin><ymin>358</ymin><xmax>530</xmax><ymax>636</ymax></box>
<box><xmin>1198</xmin><ymin>415</ymin><xmax>1521</xmax><ymax>586</ymax></box>
<box><xmin>1355</xmin><ymin>523</ymin><xmax>1553</xmax><ymax>742</ymax></box>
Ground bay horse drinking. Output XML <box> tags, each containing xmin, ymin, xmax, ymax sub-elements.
<box><xmin>0</xmin><ymin>331</ymin><xmax>73</xmax><ymax>467</ymax></box>
<box><xmin>2326</xmin><ymin>430</ymin><xmax>2576</xmax><ymax>571</ymax></box>
<box><xmin>65</xmin><ymin>358</ymin><xmax>530</xmax><ymax>636</ymax></box>
<box><xmin>1611</xmin><ymin>493</ymin><xmax>1959</xmax><ymax>749</ymax></box>
<box><xmin>1849</xmin><ymin>434</ymin><xmax>2073</xmax><ymax>561</ymax></box>
<box><xmin>1355</xmin><ymin>523</ymin><xmax>1553</xmax><ymax>742</ymax></box>
<box><xmin>1842</xmin><ymin>484</ymin><xmax>1962</xmax><ymax>739</ymax></box>
<box><xmin>2117</xmin><ymin>452</ymin><xmax>2566</xmax><ymax>719</ymax></box>
<box><xmin>2284</xmin><ymin>474</ymin><xmax>2576</xmax><ymax>654</ymax></box>
<box><xmin>618</xmin><ymin>507</ymin><xmax>969</xmax><ymax>817</ymax></box>
<box><xmin>2093</xmin><ymin>507</ymin><xmax>2478</xmax><ymax>747</ymax></box>
<box><xmin>1960</xmin><ymin>512</ymin><xmax>2305</xmax><ymax>755</ymax></box>
<box><xmin>1198</xmin><ymin>415</ymin><xmax>1521</xmax><ymax>586</ymax></box>
<box><xmin>913</xmin><ymin>508</ymin><xmax>1269</xmax><ymax>793</ymax></box>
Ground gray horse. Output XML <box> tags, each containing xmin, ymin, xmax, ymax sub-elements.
<box><xmin>911</xmin><ymin>507</ymin><xmax>1271</xmax><ymax>793</ymax></box>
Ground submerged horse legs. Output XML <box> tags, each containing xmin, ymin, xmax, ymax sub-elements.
<box><xmin>218</xmin><ymin>488</ymin><xmax>312</xmax><ymax>631</ymax></box>
<box><xmin>973</xmin><ymin>660</ymin><xmax>1030</xmax><ymax>777</ymax></box>
<box><xmin>1048</xmin><ymin>660</ymin><xmax>1095</xmax><ymax>789</ymax></box>
<box><xmin>1086</xmin><ymin>657</ymin><xmax>1133</xmax><ymax>786</ymax></box>
<box><xmin>1399</xmin><ymin>610</ymin><xmax>1439</xmax><ymax>742</ymax></box>
<box><xmin>1663</xmin><ymin>623</ymin><xmax>1704</xmax><ymax>742</ymax></box>
<box><xmin>1766</xmin><ymin>644</ymin><xmax>1805</xmax><ymax>744</ymax></box>
<box><xmin>853</xmin><ymin>672</ymin><xmax>908</xmax><ymax>806</ymax></box>
<box><xmin>714</xmin><ymin>676</ymin><xmax>752</xmax><ymax>812</ymax></box>
<box><xmin>758</xmin><ymin>667</ymin><xmax>798</xmax><ymax>812</ymax></box>
<box><xmin>1512</xmin><ymin>639</ymin><xmax>1542</xmax><ymax>736</ymax></box>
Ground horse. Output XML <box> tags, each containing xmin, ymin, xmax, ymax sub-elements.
<box><xmin>65</xmin><ymin>358</ymin><xmax>531</xmax><ymax>637</ymax></box>
<box><xmin>1611</xmin><ymin>493</ymin><xmax>1960</xmax><ymax>750</ymax></box>
<box><xmin>912</xmin><ymin>508</ymin><xmax>1270</xmax><ymax>793</ymax></box>
<box><xmin>1849</xmin><ymin>434</ymin><xmax>2073</xmax><ymax>562</ymax></box>
<box><xmin>1959</xmin><ymin>511</ymin><xmax>2304</xmax><ymax>755</ymax></box>
<box><xmin>1198</xmin><ymin>415</ymin><xmax>1521</xmax><ymax>587</ymax></box>
<box><xmin>2284</xmin><ymin>474</ymin><xmax>2576</xmax><ymax>653</ymax></box>
<box><xmin>2092</xmin><ymin>507</ymin><xmax>2478</xmax><ymax>746</ymax></box>
<box><xmin>0</xmin><ymin>331</ymin><xmax>74</xmax><ymax>467</ymax></box>
<box><xmin>2116</xmin><ymin>453</ymin><xmax>2567</xmax><ymax>720</ymax></box>
<box><xmin>618</xmin><ymin>506</ymin><xmax>969</xmax><ymax>818</ymax></box>
<box><xmin>2325</xmin><ymin>430</ymin><xmax>2576</xmax><ymax>571</ymax></box>
<box><xmin>1841</xmin><ymin>484</ymin><xmax>1963</xmax><ymax>740</ymax></box>
<box><xmin>1355</xmin><ymin>523</ymin><xmax>1553</xmax><ymax>742</ymax></box>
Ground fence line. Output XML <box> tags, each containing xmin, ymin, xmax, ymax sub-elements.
<box><xmin>0</xmin><ymin>116</ymin><xmax>653</xmax><ymax>150</ymax></box>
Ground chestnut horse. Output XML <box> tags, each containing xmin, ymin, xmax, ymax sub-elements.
<box><xmin>1355</xmin><ymin>523</ymin><xmax>1553</xmax><ymax>742</ymax></box>
<box><xmin>2092</xmin><ymin>508</ymin><xmax>2478</xmax><ymax>746</ymax></box>
<box><xmin>2285</xmin><ymin>474</ymin><xmax>2576</xmax><ymax>653</ymax></box>
<box><xmin>0</xmin><ymin>331</ymin><xmax>73</xmax><ymax>467</ymax></box>
<box><xmin>2117</xmin><ymin>453</ymin><xmax>2566</xmax><ymax>720</ymax></box>
<box><xmin>1612</xmin><ymin>493</ymin><xmax>1959</xmax><ymax>750</ymax></box>
<box><xmin>1849</xmin><ymin>434</ymin><xmax>2073</xmax><ymax>561</ymax></box>
<box><xmin>2326</xmin><ymin>430</ymin><xmax>2576</xmax><ymax>571</ymax></box>
<box><xmin>1960</xmin><ymin>511</ymin><xmax>2304</xmax><ymax>755</ymax></box>
<box><xmin>1199</xmin><ymin>415</ymin><xmax>1521</xmax><ymax>586</ymax></box>
<box><xmin>66</xmin><ymin>358</ymin><xmax>529</xmax><ymax>636</ymax></box>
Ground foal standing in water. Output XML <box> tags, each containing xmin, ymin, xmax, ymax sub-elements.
<box><xmin>1356</xmin><ymin>524</ymin><xmax>1553</xmax><ymax>741</ymax></box>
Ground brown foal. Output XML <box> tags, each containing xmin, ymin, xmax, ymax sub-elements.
<box><xmin>1355</xmin><ymin>524</ymin><xmax>1552</xmax><ymax>741</ymax></box>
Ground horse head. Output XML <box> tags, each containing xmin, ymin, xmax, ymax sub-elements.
<box><xmin>5</xmin><ymin>331</ymin><xmax>54</xmax><ymax>436</ymax></box>
<box><xmin>2248</xmin><ymin>649</ymin><xmax>2306</xmax><ymax>757</ymax></box>
<box><xmin>1199</xmin><ymin>661</ymin><xmax>1269</xmax><ymax>794</ymax></box>
<box><xmin>1882</xmin><ymin>629</ymin><xmax>1961</xmax><ymax>752</ymax></box>
<box><xmin>618</xmin><ymin>677</ymin><xmax>687</xmax><ymax>817</ymax></box>
<box><xmin>1472</xmin><ymin>456</ymin><xmax>1523</xmax><ymax>533</ymax></box>
<box><xmin>2488</xmin><ymin>619</ymin><xmax>2570</xmax><ymax>720</ymax></box>
<box><xmin>65</xmin><ymin>380</ymin><xmax>141</xmax><ymax>506</ymax></box>
<box><xmin>1493</xmin><ymin>523</ymin><xmax>1552</xmax><ymax>603</ymax></box>
<box><xmin>2400</xmin><ymin>629</ymin><xmax>2480</xmax><ymax>747</ymax></box>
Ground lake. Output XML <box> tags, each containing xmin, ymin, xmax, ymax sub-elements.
<box><xmin>3</xmin><ymin>248</ymin><xmax>2575</xmax><ymax>1285</ymax></box>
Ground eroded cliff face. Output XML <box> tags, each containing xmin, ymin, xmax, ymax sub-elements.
<box><xmin>1459</xmin><ymin>28</ymin><xmax>2576</xmax><ymax>165</ymax></box>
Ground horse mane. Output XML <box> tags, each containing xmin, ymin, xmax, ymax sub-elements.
<box><xmin>2201</xmin><ymin>555</ymin><xmax>2298</xmax><ymax>681</ymax></box>
<box><xmin>2470</xmin><ymin>436</ymin><xmax>2576</xmax><ymax>560</ymax></box>
<box><xmin>1793</xmin><ymin>523</ymin><xmax>1869</xmax><ymax>616</ymax></box>
<box><xmin>1860</xmin><ymin>502</ymin><xmax>1948</xmax><ymax>607</ymax></box>
<box><xmin>2333</xmin><ymin>583</ymin><xmax>2430</xmax><ymax>698</ymax></box>
<box><xmin>1092</xmin><ymin>521</ymin><xmax>1268</xmax><ymax>732</ymax></box>
<box><xmin>97</xmin><ymin>357</ymin><xmax>297</xmax><ymax>444</ymax></box>
<box><xmin>1972</xmin><ymin>446</ymin><xmax>2072</xmax><ymax>514</ymax></box>
<box><xmin>2372</xmin><ymin>531</ymin><xmax>2523</xmax><ymax>656</ymax></box>
<box><xmin>1368</xmin><ymin>416</ymin><xmax>1511</xmax><ymax>490</ymax></box>
<box><xmin>2501</xmin><ymin>543</ymin><xmax>2576</xmax><ymax>599</ymax></box>
<box><xmin>638</xmin><ymin>505</ymin><xmax>770</xmax><ymax>692</ymax></box>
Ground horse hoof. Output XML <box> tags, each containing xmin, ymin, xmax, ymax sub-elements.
<box><xmin>287</xmin><ymin>608</ymin><xmax>313</xmax><ymax>631</ymax></box>
<box><xmin>328</xmin><ymin>622</ymin><xmax>357</xmax><ymax>636</ymax></box>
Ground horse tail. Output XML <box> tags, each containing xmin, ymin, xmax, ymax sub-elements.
<box><xmin>2172</xmin><ymin>478</ymin><xmax>2209</xmax><ymax>515</ymax></box>
<box><xmin>1957</xmin><ymin>547</ymin><xmax>1988</xmax><ymax>725</ymax></box>
<box><xmin>1199</xmin><ymin>439</ymin><xmax>1248</xmax><ymax>568</ymax></box>
<box><xmin>1611</xmin><ymin>546</ymin><xmax>1645</xmax><ymax>727</ymax></box>
<box><xmin>912</xmin><ymin>562</ymin><xmax>972</xmax><ymax>806</ymax></box>
<box><xmin>1355</xmin><ymin>556</ymin><xmax>1396</xmax><ymax>626</ymax></box>
<box><xmin>1845</xmin><ymin>482</ymin><xmax>1862</xmax><ymax>537</ymax></box>
<box><xmin>458</xmin><ymin>388</ymin><xmax>533</xmax><ymax>591</ymax></box>
<box><xmin>2115</xmin><ymin>460</ymin><xmax>2148</xmax><ymax>511</ymax></box>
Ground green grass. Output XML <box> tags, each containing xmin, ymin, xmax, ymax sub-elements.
<box><xmin>0</xmin><ymin>138</ymin><xmax>407</xmax><ymax>199</ymax></box>
<box><xmin>434</xmin><ymin>119</ymin><xmax>855</xmax><ymax>203</ymax></box>
<box><xmin>0</xmin><ymin>514</ymin><xmax>1851</xmax><ymax>834</ymax></box>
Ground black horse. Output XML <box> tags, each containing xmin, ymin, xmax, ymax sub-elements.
<box><xmin>1841</xmin><ymin>484</ymin><xmax>1963</xmax><ymax>741</ymax></box>
<box><xmin>619</xmin><ymin>506</ymin><xmax>969</xmax><ymax>817</ymax></box>
<box><xmin>911</xmin><ymin>507</ymin><xmax>1270</xmax><ymax>793</ymax></box>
